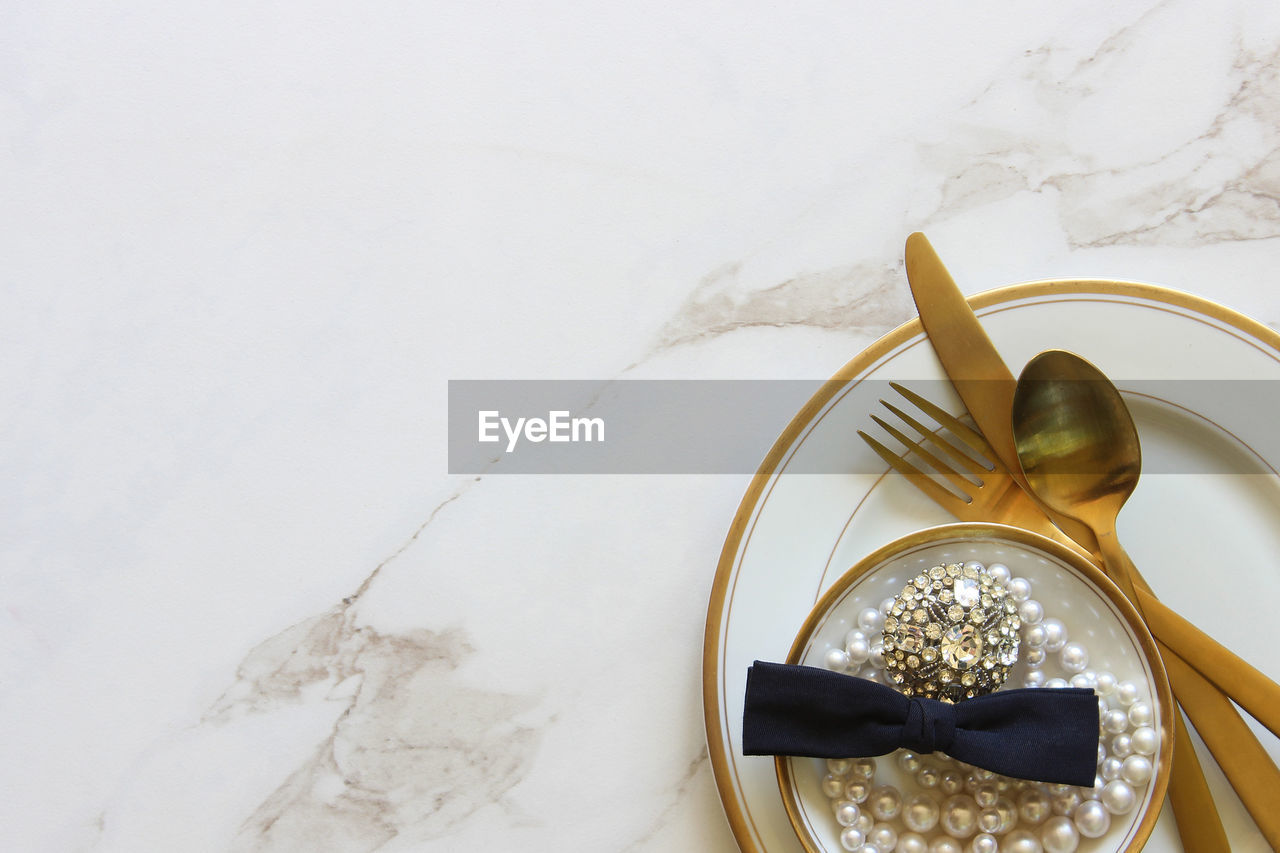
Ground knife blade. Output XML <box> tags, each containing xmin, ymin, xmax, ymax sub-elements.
<box><xmin>904</xmin><ymin>234</ymin><xmax>1020</xmax><ymax>478</ymax></box>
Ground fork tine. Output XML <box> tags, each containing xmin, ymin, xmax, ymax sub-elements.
<box><xmin>889</xmin><ymin>382</ymin><xmax>994</xmax><ymax>467</ymax></box>
<box><xmin>869</xmin><ymin>414</ymin><xmax>979</xmax><ymax>494</ymax></box>
<box><xmin>880</xmin><ymin>401</ymin><xmax>990</xmax><ymax>479</ymax></box>
<box><xmin>858</xmin><ymin>431</ymin><xmax>972</xmax><ymax>507</ymax></box>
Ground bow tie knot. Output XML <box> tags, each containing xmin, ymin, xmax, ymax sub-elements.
<box><xmin>902</xmin><ymin>697</ymin><xmax>956</xmax><ymax>755</ymax></box>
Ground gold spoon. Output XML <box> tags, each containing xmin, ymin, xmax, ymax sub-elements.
<box><xmin>1011</xmin><ymin>348</ymin><xmax>1280</xmax><ymax>848</ymax></box>
<box><xmin>1010</xmin><ymin>350</ymin><xmax>1142</xmax><ymax>601</ymax></box>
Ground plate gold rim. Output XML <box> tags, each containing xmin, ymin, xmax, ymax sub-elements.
<box><xmin>772</xmin><ymin>522</ymin><xmax>1174</xmax><ymax>853</ymax></box>
<box><xmin>703</xmin><ymin>278</ymin><xmax>1280</xmax><ymax>853</ymax></box>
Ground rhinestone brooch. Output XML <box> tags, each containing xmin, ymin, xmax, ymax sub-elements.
<box><xmin>881</xmin><ymin>562</ymin><xmax>1021</xmax><ymax>702</ymax></box>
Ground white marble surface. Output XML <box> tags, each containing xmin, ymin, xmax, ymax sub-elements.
<box><xmin>5</xmin><ymin>2</ymin><xmax>1280</xmax><ymax>850</ymax></box>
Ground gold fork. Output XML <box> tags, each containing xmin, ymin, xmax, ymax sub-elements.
<box><xmin>857</xmin><ymin>383</ymin><xmax>1097</xmax><ymax>562</ymax></box>
<box><xmin>860</xmin><ymin>382</ymin><xmax>1280</xmax><ymax>847</ymax></box>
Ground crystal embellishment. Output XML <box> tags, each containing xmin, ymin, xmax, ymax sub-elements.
<box><xmin>941</xmin><ymin>624</ymin><xmax>981</xmax><ymax>669</ymax></box>
<box><xmin>880</xmin><ymin>561</ymin><xmax>1021</xmax><ymax>702</ymax></box>
<box><xmin>954</xmin><ymin>577</ymin><xmax>980</xmax><ymax>607</ymax></box>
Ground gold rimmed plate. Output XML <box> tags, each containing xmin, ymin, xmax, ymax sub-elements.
<box><xmin>777</xmin><ymin>523</ymin><xmax>1173</xmax><ymax>853</ymax></box>
<box><xmin>705</xmin><ymin>280</ymin><xmax>1280</xmax><ymax>852</ymax></box>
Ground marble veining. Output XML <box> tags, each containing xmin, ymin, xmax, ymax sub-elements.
<box><xmin>656</xmin><ymin>260</ymin><xmax>914</xmax><ymax>353</ymax></box>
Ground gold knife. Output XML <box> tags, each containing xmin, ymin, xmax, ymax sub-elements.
<box><xmin>902</xmin><ymin>231</ymin><xmax>1231</xmax><ymax>849</ymax></box>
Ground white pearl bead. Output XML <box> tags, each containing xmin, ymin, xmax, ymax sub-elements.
<box><xmin>994</xmin><ymin>797</ymin><xmax>1018</xmax><ymax>832</ymax></box>
<box><xmin>973</xmin><ymin>782</ymin><xmax>999</xmax><ymax>809</ymax></box>
<box><xmin>1094</xmin><ymin>671</ymin><xmax>1117</xmax><ymax>696</ymax></box>
<box><xmin>1070</xmin><ymin>671</ymin><xmax>1096</xmax><ymax>689</ymax></box>
<box><xmin>880</xmin><ymin>597</ymin><xmax>897</xmax><ymax>615</ymax></box>
<box><xmin>1073</xmin><ymin>799</ymin><xmax>1111</xmax><ymax>838</ymax></box>
<box><xmin>1089</xmin><ymin>776</ymin><xmax>1106</xmax><ymax>796</ymax></box>
<box><xmin>898</xmin><ymin>751</ymin><xmax>923</xmax><ymax>774</ymax></box>
<box><xmin>1018</xmin><ymin>599</ymin><xmax>1045</xmax><ymax>625</ymax></box>
<box><xmin>1101</xmin><ymin>780</ymin><xmax>1136</xmax><ymax>815</ymax></box>
<box><xmin>869</xmin><ymin>641</ymin><xmax>887</xmax><ymax>669</ymax></box>
<box><xmin>1041</xmin><ymin>618</ymin><xmax>1067</xmax><ymax>652</ymax></box>
<box><xmin>826</xmin><ymin>647</ymin><xmax>851</xmax><ymax>670</ymax></box>
<box><xmin>904</xmin><ymin>793</ymin><xmax>941</xmax><ymax>832</ymax></box>
<box><xmin>1127</xmin><ymin>701</ymin><xmax>1153</xmax><ymax>728</ymax></box>
<box><xmin>835</xmin><ymin>801</ymin><xmax>862</xmax><ymax>826</ymax></box>
<box><xmin>969</xmin><ymin>833</ymin><xmax>998</xmax><ymax>853</ymax></box>
<box><xmin>846</xmin><ymin>780</ymin><xmax>871</xmax><ymax>803</ymax></box>
<box><xmin>964</xmin><ymin>560</ymin><xmax>986</xmax><ymax>574</ymax></box>
<box><xmin>940</xmin><ymin>772</ymin><xmax>965</xmax><ymax>795</ymax></box>
<box><xmin>840</xmin><ymin>826</ymin><xmax>867</xmax><ymax>851</ymax></box>
<box><xmin>1008</xmin><ymin>577</ymin><xmax>1032</xmax><ymax>602</ymax></box>
<box><xmin>1111</xmin><ymin>734</ymin><xmax>1133</xmax><ymax>758</ymax></box>
<box><xmin>896</xmin><ymin>831</ymin><xmax>928</xmax><ymax>853</ymax></box>
<box><xmin>1115</xmin><ymin>680</ymin><xmax>1139</xmax><ymax>706</ymax></box>
<box><xmin>1045</xmin><ymin>677</ymin><xmax>1069</xmax><ymax>689</ymax></box>
<box><xmin>1131</xmin><ymin>726</ymin><xmax>1157</xmax><ymax>756</ymax></box>
<box><xmin>1018</xmin><ymin>788</ymin><xmax>1051</xmax><ymax>825</ymax></box>
<box><xmin>870</xmin><ymin>786</ymin><xmax>903</xmax><ymax>821</ymax></box>
<box><xmin>1103</xmin><ymin>709</ymin><xmax>1130</xmax><ymax>734</ymax></box>
<box><xmin>1025</xmin><ymin>647</ymin><xmax>1047</xmax><ymax>669</ymax></box>
<box><xmin>852</xmin><ymin>846</ymin><xmax>878</xmax><ymax>853</ymax></box>
<box><xmin>1024</xmin><ymin>669</ymin><xmax>1047</xmax><ymax>688</ymax></box>
<box><xmin>929</xmin><ymin>838</ymin><xmax>963</xmax><ymax>853</ymax></box>
<box><xmin>1122</xmin><ymin>755</ymin><xmax>1153</xmax><ymax>785</ymax></box>
<box><xmin>855</xmin><ymin>812</ymin><xmax>875</xmax><ymax>833</ymax></box>
<box><xmin>859</xmin><ymin>607</ymin><xmax>886</xmax><ymax>633</ymax></box>
<box><xmin>1003</xmin><ymin>829</ymin><xmax>1044</xmax><ymax>853</ymax></box>
<box><xmin>853</xmin><ymin>757</ymin><xmax>877</xmax><ymax>778</ymax></box>
<box><xmin>942</xmin><ymin>795</ymin><xmax>980</xmax><ymax>838</ymax></box>
<box><xmin>1040</xmin><ymin>815</ymin><xmax>1080</xmax><ymax>853</ymax></box>
<box><xmin>869</xmin><ymin>823</ymin><xmax>898</xmax><ymax>853</ymax></box>
<box><xmin>1097</xmin><ymin>742</ymin><xmax>1107</xmax><ymax>764</ymax></box>
<box><xmin>848</xmin><ymin>637</ymin><xmax>872</xmax><ymax>666</ymax></box>
<box><xmin>917</xmin><ymin>765</ymin><xmax>941</xmax><ymax>789</ymax></box>
<box><xmin>1100</xmin><ymin>757</ymin><xmax>1123</xmax><ymax>781</ymax></box>
<box><xmin>1050</xmin><ymin>790</ymin><xmax>1081</xmax><ymax>816</ymax></box>
<box><xmin>824</xmin><ymin>773</ymin><xmax>847</xmax><ymax>797</ymax></box>
<box><xmin>1059</xmin><ymin>642</ymin><xmax>1089</xmax><ymax>673</ymax></box>
<box><xmin>988</xmin><ymin>562</ymin><xmax>1011</xmax><ymax>584</ymax></box>
<box><xmin>1024</xmin><ymin>624</ymin><xmax>1049</xmax><ymax>648</ymax></box>
<box><xmin>828</xmin><ymin>758</ymin><xmax>853</xmax><ymax>775</ymax></box>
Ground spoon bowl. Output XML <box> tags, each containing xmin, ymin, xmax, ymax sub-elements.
<box><xmin>1011</xmin><ymin>350</ymin><xmax>1142</xmax><ymax>536</ymax></box>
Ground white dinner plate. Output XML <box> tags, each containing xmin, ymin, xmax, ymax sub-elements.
<box><xmin>704</xmin><ymin>280</ymin><xmax>1280</xmax><ymax>852</ymax></box>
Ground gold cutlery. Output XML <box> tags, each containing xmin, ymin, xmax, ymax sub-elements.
<box><xmin>899</xmin><ymin>232</ymin><xmax>1229</xmax><ymax>849</ymax></box>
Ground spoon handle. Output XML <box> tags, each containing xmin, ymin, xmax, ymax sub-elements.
<box><xmin>1091</xmin><ymin>534</ymin><xmax>1233</xmax><ymax>846</ymax></box>
<box><xmin>1138</xmin><ymin>585</ymin><xmax>1280</xmax><ymax>740</ymax></box>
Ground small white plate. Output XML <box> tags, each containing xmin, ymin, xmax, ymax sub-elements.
<box><xmin>705</xmin><ymin>281</ymin><xmax>1280</xmax><ymax>852</ymax></box>
<box><xmin>777</xmin><ymin>524</ymin><xmax>1172</xmax><ymax>853</ymax></box>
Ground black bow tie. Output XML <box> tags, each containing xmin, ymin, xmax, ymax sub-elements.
<box><xmin>743</xmin><ymin>661</ymin><xmax>1099</xmax><ymax>787</ymax></box>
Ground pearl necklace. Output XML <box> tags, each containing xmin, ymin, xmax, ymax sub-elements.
<box><xmin>817</xmin><ymin>561</ymin><xmax>1157</xmax><ymax>853</ymax></box>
